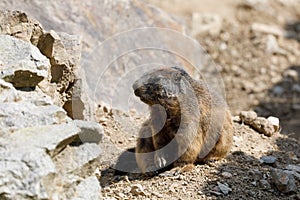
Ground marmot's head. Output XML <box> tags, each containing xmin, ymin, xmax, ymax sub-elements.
<box><xmin>132</xmin><ymin>67</ymin><xmax>192</xmax><ymax>109</ymax></box>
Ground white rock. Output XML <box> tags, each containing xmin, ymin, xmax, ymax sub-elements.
<box><xmin>265</xmin><ymin>35</ymin><xmax>286</xmax><ymax>55</ymax></box>
<box><xmin>267</xmin><ymin>116</ymin><xmax>280</xmax><ymax>132</ymax></box>
<box><xmin>70</xmin><ymin>176</ymin><xmax>102</xmax><ymax>200</ymax></box>
<box><xmin>251</xmin><ymin>23</ymin><xmax>285</xmax><ymax>37</ymax></box>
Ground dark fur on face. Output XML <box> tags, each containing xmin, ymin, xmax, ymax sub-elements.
<box><xmin>133</xmin><ymin>66</ymin><xmax>192</xmax><ymax>110</ymax></box>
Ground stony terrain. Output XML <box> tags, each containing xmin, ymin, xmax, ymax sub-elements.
<box><xmin>0</xmin><ymin>0</ymin><xmax>299</xmax><ymax>200</ymax></box>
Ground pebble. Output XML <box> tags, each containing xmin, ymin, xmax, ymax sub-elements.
<box><xmin>267</xmin><ymin>116</ymin><xmax>280</xmax><ymax>132</ymax></box>
<box><xmin>221</xmin><ymin>172</ymin><xmax>233</xmax><ymax>178</ymax></box>
<box><xmin>265</xmin><ymin>35</ymin><xmax>286</xmax><ymax>55</ymax></box>
<box><xmin>217</xmin><ymin>182</ymin><xmax>232</xmax><ymax>195</ymax></box>
<box><xmin>260</xmin><ymin>155</ymin><xmax>277</xmax><ymax>165</ymax></box>
<box><xmin>286</xmin><ymin>164</ymin><xmax>300</xmax><ymax>173</ymax></box>
<box><xmin>239</xmin><ymin>111</ymin><xmax>257</xmax><ymax>125</ymax></box>
<box><xmin>284</xmin><ymin>69</ymin><xmax>299</xmax><ymax>81</ymax></box>
<box><xmin>251</xmin><ymin>117</ymin><xmax>275</xmax><ymax>137</ymax></box>
<box><xmin>251</xmin><ymin>23</ymin><xmax>284</xmax><ymax>37</ymax></box>
<box><xmin>130</xmin><ymin>184</ymin><xmax>147</xmax><ymax>196</ymax></box>
<box><xmin>258</xmin><ymin>179</ymin><xmax>271</xmax><ymax>190</ymax></box>
<box><xmin>271</xmin><ymin>168</ymin><xmax>297</xmax><ymax>193</ymax></box>
<box><xmin>250</xmin><ymin>169</ymin><xmax>263</xmax><ymax>181</ymax></box>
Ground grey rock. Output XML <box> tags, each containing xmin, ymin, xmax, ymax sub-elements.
<box><xmin>249</xmin><ymin>169</ymin><xmax>263</xmax><ymax>181</ymax></box>
<box><xmin>0</xmin><ymin>147</ymin><xmax>56</xmax><ymax>200</ymax></box>
<box><xmin>5</xmin><ymin>124</ymin><xmax>80</xmax><ymax>156</ymax></box>
<box><xmin>217</xmin><ymin>182</ymin><xmax>232</xmax><ymax>195</ymax></box>
<box><xmin>271</xmin><ymin>168</ymin><xmax>297</xmax><ymax>193</ymax></box>
<box><xmin>0</xmin><ymin>101</ymin><xmax>70</xmax><ymax>130</ymax></box>
<box><xmin>286</xmin><ymin>164</ymin><xmax>300</xmax><ymax>173</ymax></box>
<box><xmin>239</xmin><ymin>111</ymin><xmax>257</xmax><ymax>125</ymax></box>
<box><xmin>273</xmin><ymin>86</ymin><xmax>284</xmax><ymax>96</ymax></box>
<box><xmin>251</xmin><ymin>117</ymin><xmax>275</xmax><ymax>137</ymax></box>
<box><xmin>54</xmin><ymin>143</ymin><xmax>101</xmax><ymax>174</ymax></box>
<box><xmin>0</xmin><ymin>35</ymin><xmax>50</xmax><ymax>88</ymax></box>
<box><xmin>258</xmin><ymin>179</ymin><xmax>271</xmax><ymax>190</ymax></box>
<box><xmin>73</xmin><ymin>120</ymin><xmax>104</xmax><ymax>143</ymax></box>
<box><xmin>70</xmin><ymin>176</ymin><xmax>102</xmax><ymax>200</ymax></box>
<box><xmin>260</xmin><ymin>155</ymin><xmax>277</xmax><ymax>165</ymax></box>
<box><xmin>0</xmin><ymin>79</ymin><xmax>20</xmax><ymax>102</ymax></box>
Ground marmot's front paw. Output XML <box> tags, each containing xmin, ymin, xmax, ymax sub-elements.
<box><xmin>154</xmin><ymin>152</ymin><xmax>167</xmax><ymax>169</ymax></box>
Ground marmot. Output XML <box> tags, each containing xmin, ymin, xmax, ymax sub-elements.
<box><xmin>133</xmin><ymin>66</ymin><xmax>233</xmax><ymax>173</ymax></box>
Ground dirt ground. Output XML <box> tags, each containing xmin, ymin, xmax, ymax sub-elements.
<box><xmin>97</xmin><ymin>0</ymin><xmax>300</xmax><ymax>199</ymax></box>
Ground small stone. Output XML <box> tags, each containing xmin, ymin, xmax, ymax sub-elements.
<box><xmin>249</xmin><ymin>169</ymin><xmax>263</xmax><ymax>181</ymax></box>
<box><xmin>267</xmin><ymin>116</ymin><xmax>280</xmax><ymax>132</ymax></box>
<box><xmin>286</xmin><ymin>164</ymin><xmax>300</xmax><ymax>173</ymax></box>
<box><xmin>284</xmin><ymin>69</ymin><xmax>299</xmax><ymax>81</ymax></box>
<box><xmin>130</xmin><ymin>184</ymin><xmax>147</xmax><ymax>196</ymax></box>
<box><xmin>221</xmin><ymin>172</ymin><xmax>233</xmax><ymax>178</ymax></box>
<box><xmin>265</xmin><ymin>35</ymin><xmax>286</xmax><ymax>55</ymax></box>
<box><xmin>239</xmin><ymin>111</ymin><xmax>257</xmax><ymax>125</ymax></box>
<box><xmin>232</xmin><ymin>115</ymin><xmax>241</xmax><ymax>123</ymax></box>
<box><xmin>217</xmin><ymin>182</ymin><xmax>232</xmax><ymax>195</ymax></box>
<box><xmin>271</xmin><ymin>168</ymin><xmax>297</xmax><ymax>193</ymax></box>
<box><xmin>251</xmin><ymin>23</ymin><xmax>285</xmax><ymax>37</ymax></box>
<box><xmin>251</xmin><ymin>117</ymin><xmax>275</xmax><ymax>137</ymax></box>
<box><xmin>273</xmin><ymin>86</ymin><xmax>284</xmax><ymax>96</ymax></box>
<box><xmin>260</xmin><ymin>155</ymin><xmax>277</xmax><ymax>165</ymax></box>
<box><xmin>258</xmin><ymin>179</ymin><xmax>271</xmax><ymax>190</ymax></box>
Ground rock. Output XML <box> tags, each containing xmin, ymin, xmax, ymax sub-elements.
<box><xmin>260</xmin><ymin>155</ymin><xmax>277</xmax><ymax>165</ymax></box>
<box><xmin>73</xmin><ymin>120</ymin><xmax>104</xmax><ymax>144</ymax></box>
<box><xmin>284</xmin><ymin>69</ymin><xmax>299</xmax><ymax>81</ymax></box>
<box><xmin>130</xmin><ymin>184</ymin><xmax>147</xmax><ymax>196</ymax></box>
<box><xmin>0</xmin><ymin>79</ymin><xmax>20</xmax><ymax>102</ymax></box>
<box><xmin>70</xmin><ymin>176</ymin><xmax>102</xmax><ymax>200</ymax></box>
<box><xmin>0</xmin><ymin>147</ymin><xmax>56</xmax><ymax>199</ymax></box>
<box><xmin>258</xmin><ymin>179</ymin><xmax>271</xmax><ymax>190</ymax></box>
<box><xmin>272</xmin><ymin>86</ymin><xmax>284</xmax><ymax>96</ymax></box>
<box><xmin>271</xmin><ymin>168</ymin><xmax>297</xmax><ymax>193</ymax></box>
<box><xmin>5</xmin><ymin>123</ymin><xmax>80</xmax><ymax>156</ymax></box>
<box><xmin>251</xmin><ymin>23</ymin><xmax>285</xmax><ymax>37</ymax></box>
<box><xmin>286</xmin><ymin>164</ymin><xmax>300</xmax><ymax>173</ymax></box>
<box><xmin>0</xmin><ymin>101</ymin><xmax>70</xmax><ymax>130</ymax></box>
<box><xmin>0</xmin><ymin>35</ymin><xmax>50</xmax><ymax>88</ymax></box>
<box><xmin>54</xmin><ymin>143</ymin><xmax>101</xmax><ymax>173</ymax></box>
<box><xmin>0</xmin><ymin>10</ymin><xmax>43</xmax><ymax>45</ymax></box>
<box><xmin>265</xmin><ymin>35</ymin><xmax>286</xmax><ymax>55</ymax></box>
<box><xmin>191</xmin><ymin>13</ymin><xmax>222</xmax><ymax>37</ymax></box>
<box><xmin>239</xmin><ymin>111</ymin><xmax>257</xmax><ymax>125</ymax></box>
<box><xmin>251</xmin><ymin>117</ymin><xmax>275</xmax><ymax>137</ymax></box>
<box><xmin>221</xmin><ymin>172</ymin><xmax>233</xmax><ymax>178</ymax></box>
<box><xmin>267</xmin><ymin>116</ymin><xmax>280</xmax><ymax>132</ymax></box>
<box><xmin>232</xmin><ymin>115</ymin><xmax>241</xmax><ymax>123</ymax></box>
<box><xmin>217</xmin><ymin>182</ymin><xmax>232</xmax><ymax>195</ymax></box>
<box><xmin>249</xmin><ymin>169</ymin><xmax>263</xmax><ymax>181</ymax></box>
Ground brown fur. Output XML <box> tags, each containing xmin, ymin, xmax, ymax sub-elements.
<box><xmin>133</xmin><ymin>67</ymin><xmax>233</xmax><ymax>173</ymax></box>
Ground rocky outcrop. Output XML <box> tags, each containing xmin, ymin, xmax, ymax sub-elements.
<box><xmin>0</xmin><ymin>35</ymin><xmax>50</xmax><ymax>88</ymax></box>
